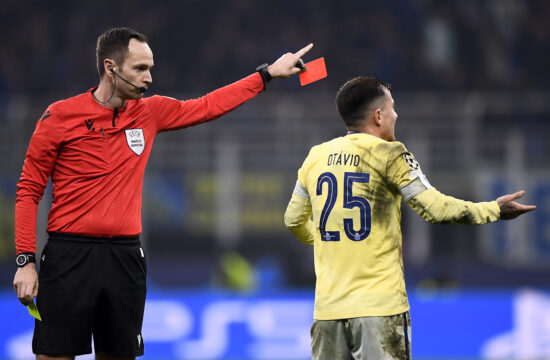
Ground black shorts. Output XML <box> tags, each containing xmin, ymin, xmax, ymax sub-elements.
<box><xmin>33</xmin><ymin>232</ymin><xmax>147</xmax><ymax>357</ymax></box>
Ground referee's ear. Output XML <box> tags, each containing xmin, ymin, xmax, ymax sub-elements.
<box><xmin>102</xmin><ymin>59</ymin><xmax>116</xmax><ymax>79</ymax></box>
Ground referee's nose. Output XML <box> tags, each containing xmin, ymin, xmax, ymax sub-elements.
<box><xmin>143</xmin><ymin>70</ymin><xmax>152</xmax><ymax>86</ymax></box>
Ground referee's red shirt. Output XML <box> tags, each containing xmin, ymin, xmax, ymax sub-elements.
<box><xmin>15</xmin><ymin>73</ymin><xmax>264</xmax><ymax>253</ymax></box>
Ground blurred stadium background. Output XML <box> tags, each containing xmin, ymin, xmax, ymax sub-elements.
<box><xmin>1</xmin><ymin>0</ymin><xmax>549</xmax><ymax>359</ymax></box>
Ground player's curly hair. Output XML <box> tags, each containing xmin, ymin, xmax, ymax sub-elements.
<box><xmin>335</xmin><ymin>76</ymin><xmax>392</xmax><ymax>128</ymax></box>
<box><xmin>96</xmin><ymin>27</ymin><xmax>148</xmax><ymax>78</ymax></box>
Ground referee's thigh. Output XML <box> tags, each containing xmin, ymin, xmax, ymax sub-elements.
<box><xmin>93</xmin><ymin>243</ymin><xmax>146</xmax><ymax>357</ymax></box>
<box><xmin>33</xmin><ymin>241</ymin><xmax>98</xmax><ymax>356</ymax></box>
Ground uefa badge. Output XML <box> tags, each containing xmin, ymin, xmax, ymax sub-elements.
<box><xmin>403</xmin><ymin>154</ymin><xmax>420</xmax><ymax>170</ymax></box>
<box><xmin>125</xmin><ymin>128</ymin><xmax>145</xmax><ymax>156</ymax></box>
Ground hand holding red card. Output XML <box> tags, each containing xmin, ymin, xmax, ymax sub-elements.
<box><xmin>299</xmin><ymin>57</ymin><xmax>327</xmax><ymax>86</ymax></box>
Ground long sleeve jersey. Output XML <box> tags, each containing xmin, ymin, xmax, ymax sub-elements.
<box><xmin>15</xmin><ymin>73</ymin><xmax>264</xmax><ymax>254</ymax></box>
<box><xmin>284</xmin><ymin>133</ymin><xmax>500</xmax><ymax>319</ymax></box>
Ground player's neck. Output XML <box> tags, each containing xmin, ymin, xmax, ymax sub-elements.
<box><xmin>93</xmin><ymin>81</ymin><xmax>126</xmax><ymax>109</ymax></box>
<box><xmin>363</xmin><ymin>123</ymin><xmax>389</xmax><ymax>140</ymax></box>
<box><xmin>347</xmin><ymin>125</ymin><xmax>380</xmax><ymax>139</ymax></box>
<box><xmin>346</xmin><ymin>126</ymin><xmax>364</xmax><ymax>134</ymax></box>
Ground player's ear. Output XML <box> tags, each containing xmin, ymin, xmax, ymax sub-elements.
<box><xmin>374</xmin><ymin>108</ymin><xmax>383</xmax><ymax>125</ymax></box>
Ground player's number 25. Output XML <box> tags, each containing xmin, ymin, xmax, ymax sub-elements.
<box><xmin>316</xmin><ymin>172</ymin><xmax>372</xmax><ymax>241</ymax></box>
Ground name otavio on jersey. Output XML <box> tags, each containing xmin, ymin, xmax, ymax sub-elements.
<box><xmin>327</xmin><ymin>152</ymin><xmax>360</xmax><ymax>166</ymax></box>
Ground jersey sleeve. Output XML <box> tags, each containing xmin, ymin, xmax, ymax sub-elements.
<box><xmin>386</xmin><ymin>141</ymin><xmax>431</xmax><ymax>196</ymax></box>
<box><xmin>406</xmin><ymin>187</ymin><xmax>500</xmax><ymax>224</ymax></box>
<box><xmin>296</xmin><ymin>145</ymin><xmax>319</xmax><ymax>192</ymax></box>
<box><xmin>284</xmin><ymin>193</ymin><xmax>315</xmax><ymax>245</ymax></box>
<box><xmin>284</xmin><ymin>155</ymin><xmax>316</xmax><ymax>245</ymax></box>
<box><xmin>15</xmin><ymin>107</ymin><xmax>65</xmax><ymax>254</ymax></box>
<box><xmin>146</xmin><ymin>73</ymin><xmax>264</xmax><ymax>133</ymax></box>
<box><xmin>385</xmin><ymin>141</ymin><xmax>500</xmax><ymax>224</ymax></box>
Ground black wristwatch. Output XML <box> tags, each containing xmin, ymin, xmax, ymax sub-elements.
<box><xmin>256</xmin><ymin>63</ymin><xmax>272</xmax><ymax>89</ymax></box>
<box><xmin>16</xmin><ymin>252</ymin><xmax>36</xmax><ymax>267</ymax></box>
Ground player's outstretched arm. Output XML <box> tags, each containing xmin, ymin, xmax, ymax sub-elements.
<box><xmin>406</xmin><ymin>187</ymin><xmax>536</xmax><ymax>225</ymax></box>
<box><xmin>268</xmin><ymin>43</ymin><xmax>313</xmax><ymax>78</ymax></box>
<box><xmin>496</xmin><ymin>190</ymin><xmax>536</xmax><ymax>220</ymax></box>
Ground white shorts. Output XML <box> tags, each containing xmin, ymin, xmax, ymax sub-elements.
<box><xmin>311</xmin><ymin>312</ymin><xmax>411</xmax><ymax>360</ymax></box>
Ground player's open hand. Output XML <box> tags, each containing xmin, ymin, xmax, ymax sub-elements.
<box><xmin>496</xmin><ymin>190</ymin><xmax>536</xmax><ymax>220</ymax></box>
<box><xmin>13</xmin><ymin>264</ymin><xmax>38</xmax><ymax>305</ymax></box>
<box><xmin>268</xmin><ymin>43</ymin><xmax>313</xmax><ymax>78</ymax></box>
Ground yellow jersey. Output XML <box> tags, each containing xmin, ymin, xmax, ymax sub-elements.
<box><xmin>284</xmin><ymin>132</ymin><xmax>500</xmax><ymax>320</ymax></box>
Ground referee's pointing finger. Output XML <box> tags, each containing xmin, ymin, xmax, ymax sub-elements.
<box><xmin>295</xmin><ymin>43</ymin><xmax>313</xmax><ymax>58</ymax></box>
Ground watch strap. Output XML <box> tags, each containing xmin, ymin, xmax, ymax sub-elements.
<box><xmin>255</xmin><ymin>63</ymin><xmax>272</xmax><ymax>89</ymax></box>
<box><xmin>16</xmin><ymin>252</ymin><xmax>36</xmax><ymax>267</ymax></box>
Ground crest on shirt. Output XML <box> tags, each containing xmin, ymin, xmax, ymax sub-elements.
<box><xmin>125</xmin><ymin>128</ymin><xmax>145</xmax><ymax>156</ymax></box>
<box><xmin>403</xmin><ymin>154</ymin><xmax>420</xmax><ymax>170</ymax></box>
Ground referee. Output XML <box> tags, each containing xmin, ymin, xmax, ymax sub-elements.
<box><xmin>13</xmin><ymin>27</ymin><xmax>312</xmax><ymax>360</ymax></box>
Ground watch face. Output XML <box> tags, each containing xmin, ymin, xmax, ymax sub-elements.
<box><xmin>16</xmin><ymin>254</ymin><xmax>27</xmax><ymax>266</ymax></box>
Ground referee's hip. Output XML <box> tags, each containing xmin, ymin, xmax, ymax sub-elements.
<box><xmin>47</xmin><ymin>232</ymin><xmax>140</xmax><ymax>245</ymax></box>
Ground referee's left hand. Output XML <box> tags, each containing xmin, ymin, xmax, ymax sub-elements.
<box><xmin>268</xmin><ymin>43</ymin><xmax>313</xmax><ymax>78</ymax></box>
<box><xmin>13</xmin><ymin>264</ymin><xmax>38</xmax><ymax>306</ymax></box>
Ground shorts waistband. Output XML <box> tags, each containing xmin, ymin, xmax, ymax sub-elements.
<box><xmin>48</xmin><ymin>232</ymin><xmax>140</xmax><ymax>245</ymax></box>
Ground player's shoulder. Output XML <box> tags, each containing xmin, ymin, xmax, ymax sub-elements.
<box><xmin>369</xmin><ymin>138</ymin><xmax>409</xmax><ymax>159</ymax></box>
<box><xmin>383</xmin><ymin>140</ymin><xmax>424</xmax><ymax>174</ymax></box>
<box><xmin>385</xmin><ymin>139</ymin><xmax>408</xmax><ymax>153</ymax></box>
<box><xmin>306</xmin><ymin>136</ymin><xmax>346</xmax><ymax>156</ymax></box>
<box><xmin>320</xmin><ymin>136</ymin><xmax>349</xmax><ymax>148</ymax></box>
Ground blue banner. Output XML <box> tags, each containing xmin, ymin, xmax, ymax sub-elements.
<box><xmin>1</xmin><ymin>288</ymin><xmax>550</xmax><ymax>359</ymax></box>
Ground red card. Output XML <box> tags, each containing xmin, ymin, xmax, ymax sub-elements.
<box><xmin>299</xmin><ymin>57</ymin><xmax>327</xmax><ymax>86</ymax></box>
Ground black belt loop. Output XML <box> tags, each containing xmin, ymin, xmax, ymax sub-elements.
<box><xmin>403</xmin><ymin>312</ymin><xmax>410</xmax><ymax>360</ymax></box>
<box><xmin>48</xmin><ymin>232</ymin><xmax>140</xmax><ymax>245</ymax></box>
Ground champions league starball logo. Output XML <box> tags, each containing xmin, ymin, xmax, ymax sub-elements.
<box><xmin>403</xmin><ymin>154</ymin><xmax>420</xmax><ymax>170</ymax></box>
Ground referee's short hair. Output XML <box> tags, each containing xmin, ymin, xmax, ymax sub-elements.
<box><xmin>96</xmin><ymin>27</ymin><xmax>148</xmax><ymax>78</ymax></box>
<box><xmin>335</xmin><ymin>77</ymin><xmax>392</xmax><ymax>129</ymax></box>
